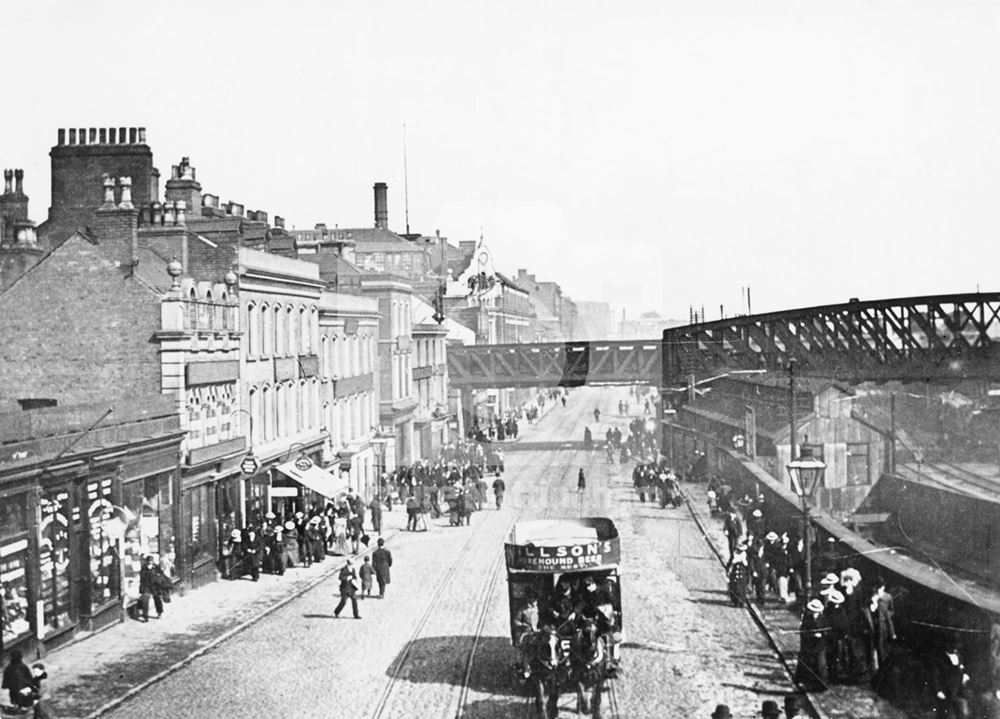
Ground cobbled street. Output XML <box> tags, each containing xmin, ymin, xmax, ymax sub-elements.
<box><xmin>105</xmin><ymin>386</ymin><xmax>794</xmax><ymax>718</ymax></box>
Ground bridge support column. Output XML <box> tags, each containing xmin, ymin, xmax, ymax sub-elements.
<box><xmin>459</xmin><ymin>389</ymin><xmax>475</xmax><ymax>439</ymax></box>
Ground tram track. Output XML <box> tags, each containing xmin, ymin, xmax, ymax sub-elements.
<box><xmin>369</xmin><ymin>438</ymin><xmax>570</xmax><ymax>719</ymax></box>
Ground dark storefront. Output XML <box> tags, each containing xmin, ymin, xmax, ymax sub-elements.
<box><xmin>0</xmin><ymin>400</ymin><xmax>183</xmax><ymax>657</ymax></box>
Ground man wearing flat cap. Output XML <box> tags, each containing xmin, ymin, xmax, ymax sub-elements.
<box><xmin>710</xmin><ymin>704</ymin><xmax>731</xmax><ymax>719</ymax></box>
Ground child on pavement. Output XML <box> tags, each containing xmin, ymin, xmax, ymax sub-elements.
<box><xmin>359</xmin><ymin>556</ymin><xmax>374</xmax><ymax>598</ymax></box>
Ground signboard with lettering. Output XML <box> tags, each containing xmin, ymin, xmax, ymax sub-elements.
<box><xmin>504</xmin><ymin>536</ymin><xmax>620</xmax><ymax>572</ymax></box>
<box><xmin>240</xmin><ymin>454</ymin><xmax>260</xmax><ymax>475</ymax></box>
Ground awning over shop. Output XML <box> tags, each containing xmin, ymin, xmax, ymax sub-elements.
<box><xmin>274</xmin><ymin>460</ymin><xmax>347</xmax><ymax>499</ymax></box>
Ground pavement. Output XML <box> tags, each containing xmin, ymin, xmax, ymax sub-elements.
<box><xmin>42</xmin><ymin>510</ymin><xmax>410</xmax><ymax>719</ymax></box>
<box><xmin>683</xmin><ymin>482</ymin><xmax>914</xmax><ymax>719</ymax></box>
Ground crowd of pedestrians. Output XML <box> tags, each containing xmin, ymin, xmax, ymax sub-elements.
<box><xmin>709</xmin><ymin>476</ymin><xmax>901</xmax><ymax>698</ymax></box>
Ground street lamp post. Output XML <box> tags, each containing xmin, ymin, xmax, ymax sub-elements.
<box><xmin>370</xmin><ymin>430</ymin><xmax>391</xmax><ymax>537</ymax></box>
<box><xmin>786</xmin><ymin>447</ymin><xmax>826</xmax><ymax>602</ymax></box>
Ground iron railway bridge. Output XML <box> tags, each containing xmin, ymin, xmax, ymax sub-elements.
<box><xmin>446</xmin><ymin>293</ymin><xmax>1000</xmax><ymax>388</ymax></box>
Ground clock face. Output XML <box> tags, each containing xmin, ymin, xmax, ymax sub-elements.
<box><xmin>478</xmin><ymin>251</ymin><xmax>489</xmax><ymax>265</ymax></box>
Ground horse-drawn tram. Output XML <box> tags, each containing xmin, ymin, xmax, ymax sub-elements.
<box><xmin>505</xmin><ymin>518</ymin><xmax>623</xmax><ymax>719</ymax></box>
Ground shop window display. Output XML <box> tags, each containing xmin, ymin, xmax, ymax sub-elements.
<box><xmin>1</xmin><ymin>494</ymin><xmax>31</xmax><ymax>646</ymax></box>
<box><xmin>121</xmin><ymin>474</ymin><xmax>176</xmax><ymax>602</ymax></box>
<box><xmin>39</xmin><ymin>490</ymin><xmax>72</xmax><ymax>635</ymax></box>
<box><xmin>87</xmin><ymin>478</ymin><xmax>121</xmax><ymax>607</ymax></box>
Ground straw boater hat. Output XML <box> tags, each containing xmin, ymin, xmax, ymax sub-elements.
<box><xmin>841</xmin><ymin>567</ymin><xmax>862</xmax><ymax>585</ymax></box>
<box><xmin>807</xmin><ymin>598</ymin><xmax>825</xmax><ymax>613</ymax></box>
<box><xmin>765</xmin><ymin>531</ymin><xmax>779</xmax><ymax>542</ymax></box>
<box><xmin>230</xmin><ymin>529</ymin><xmax>241</xmax><ymax>540</ymax></box>
<box><xmin>284</xmin><ymin>521</ymin><xmax>296</xmax><ymax>531</ymax></box>
<box><xmin>820</xmin><ymin>572</ymin><xmax>839</xmax><ymax>586</ymax></box>
<box><xmin>826</xmin><ymin>589</ymin><xmax>845</xmax><ymax>605</ymax></box>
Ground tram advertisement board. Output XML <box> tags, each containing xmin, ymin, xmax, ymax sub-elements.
<box><xmin>505</xmin><ymin>536</ymin><xmax>620</xmax><ymax>571</ymax></box>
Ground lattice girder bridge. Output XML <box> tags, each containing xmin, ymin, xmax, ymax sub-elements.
<box><xmin>662</xmin><ymin>292</ymin><xmax>1000</xmax><ymax>385</ymax></box>
<box><xmin>447</xmin><ymin>341</ymin><xmax>661</xmax><ymax>389</ymax></box>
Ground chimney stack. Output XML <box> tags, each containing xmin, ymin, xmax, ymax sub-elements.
<box><xmin>13</xmin><ymin>169</ymin><xmax>24</xmax><ymax>196</ymax></box>
<box><xmin>94</xmin><ymin>176</ymin><xmax>139</xmax><ymax>269</ymax></box>
<box><xmin>374</xmin><ymin>182</ymin><xmax>388</xmax><ymax>230</ymax></box>
<box><xmin>3</xmin><ymin>170</ymin><xmax>11</xmax><ymax>195</ymax></box>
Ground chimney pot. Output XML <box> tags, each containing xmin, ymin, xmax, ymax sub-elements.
<box><xmin>68</xmin><ymin>128</ymin><xmax>77</xmax><ymax>145</ymax></box>
<box><xmin>89</xmin><ymin>128</ymin><xmax>97</xmax><ymax>144</ymax></box>
<box><xmin>78</xmin><ymin>128</ymin><xmax>86</xmax><ymax>145</ymax></box>
<box><xmin>100</xmin><ymin>176</ymin><xmax>116</xmax><ymax>209</ymax></box>
<box><xmin>3</xmin><ymin>170</ymin><xmax>11</xmax><ymax>194</ymax></box>
<box><xmin>57</xmin><ymin>128</ymin><xmax>66</xmax><ymax>145</ymax></box>
<box><xmin>119</xmin><ymin>127</ymin><xmax>127</xmax><ymax>144</ymax></box>
<box><xmin>129</xmin><ymin>128</ymin><xmax>137</xmax><ymax>144</ymax></box>
<box><xmin>118</xmin><ymin>177</ymin><xmax>134</xmax><ymax>209</ymax></box>
<box><xmin>138</xmin><ymin>128</ymin><xmax>146</xmax><ymax>143</ymax></box>
<box><xmin>14</xmin><ymin>169</ymin><xmax>23</xmax><ymax>195</ymax></box>
<box><xmin>108</xmin><ymin>127</ymin><xmax>116</xmax><ymax>144</ymax></box>
<box><xmin>99</xmin><ymin>128</ymin><xmax>107</xmax><ymax>144</ymax></box>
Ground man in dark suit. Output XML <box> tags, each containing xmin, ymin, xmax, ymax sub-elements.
<box><xmin>242</xmin><ymin>526</ymin><xmax>262</xmax><ymax>582</ymax></box>
<box><xmin>333</xmin><ymin>558</ymin><xmax>361</xmax><ymax>619</ymax></box>
<box><xmin>932</xmin><ymin>638</ymin><xmax>971</xmax><ymax>718</ymax></box>
<box><xmin>371</xmin><ymin>538</ymin><xmax>393</xmax><ymax>599</ymax></box>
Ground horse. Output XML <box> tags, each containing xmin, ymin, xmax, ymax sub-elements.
<box><xmin>522</xmin><ymin>626</ymin><xmax>569</xmax><ymax>719</ymax></box>
<box><xmin>569</xmin><ymin>616</ymin><xmax>613</xmax><ymax>717</ymax></box>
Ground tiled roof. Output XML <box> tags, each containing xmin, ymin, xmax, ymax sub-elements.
<box><xmin>341</xmin><ymin>227</ymin><xmax>424</xmax><ymax>253</ymax></box>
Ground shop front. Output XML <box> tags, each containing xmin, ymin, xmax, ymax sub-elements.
<box><xmin>1</xmin><ymin>487</ymin><xmax>33</xmax><ymax>654</ymax></box>
<box><xmin>270</xmin><ymin>451</ymin><xmax>347</xmax><ymax>523</ymax></box>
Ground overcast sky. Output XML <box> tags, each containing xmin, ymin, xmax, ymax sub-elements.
<box><xmin>4</xmin><ymin>1</ymin><xmax>999</xmax><ymax>321</ymax></box>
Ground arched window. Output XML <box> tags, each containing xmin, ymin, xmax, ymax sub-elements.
<box><xmin>323</xmin><ymin>400</ymin><xmax>332</xmax><ymax>440</ymax></box>
<box><xmin>274</xmin><ymin>305</ymin><xmax>285</xmax><ymax>356</ymax></box>
<box><xmin>262</xmin><ymin>384</ymin><xmax>274</xmax><ymax>441</ymax></box>
<box><xmin>299</xmin><ymin>379</ymin><xmax>308</xmax><ymax>431</ymax></box>
<box><xmin>287</xmin><ymin>305</ymin><xmax>296</xmax><ymax>357</ymax></box>
<box><xmin>300</xmin><ymin>306</ymin><xmax>309</xmax><ymax>354</ymax></box>
<box><xmin>310</xmin><ymin>307</ymin><xmax>319</xmax><ymax>354</ymax></box>
<box><xmin>247</xmin><ymin>303</ymin><xmax>259</xmax><ymax>357</ymax></box>
<box><xmin>275</xmin><ymin>383</ymin><xmax>286</xmax><ymax>438</ymax></box>
<box><xmin>187</xmin><ymin>288</ymin><xmax>198</xmax><ymax>330</ymax></box>
<box><xmin>320</xmin><ymin>335</ymin><xmax>328</xmax><ymax>378</ymax></box>
<box><xmin>311</xmin><ymin>379</ymin><xmax>321</xmax><ymax>428</ymax></box>
<box><xmin>249</xmin><ymin>386</ymin><xmax>261</xmax><ymax>445</ymax></box>
<box><xmin>261</xmin><ymin>304</ymin><xmax>273</xmax><ymax>355</ymax></box>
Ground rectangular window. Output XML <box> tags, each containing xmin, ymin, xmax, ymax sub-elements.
<box><xmin>846</xmin><ymin>443</ymin><xmax>870</xmax><ymax>486</ymax></box>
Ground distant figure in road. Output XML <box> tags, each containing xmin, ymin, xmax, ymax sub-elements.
<box><xmin>583</xmin><ymin>426</ymin><xmax>593</xmax><ymax>450</ymax></box>
<box><xmin>359</xmin><ymin>556</ymin><xmax>374</xmax><ymax>598</ymax></box>
<box><xmin>368</xmin><ymin>495</ymin><xmax>383</xmax><ymax>535</ymax></box>
<box><xmin>334</xmin><ymin>558</ymin><xmax>361</xmax><ymax>619</ymax></box>
<box><xmin>593</xmin><ymin>406</ymin><xmax>600</xmax><ymax>422</ymax></box>
<box><xmin>372</xmin><ymin>538</ymin><xmax>393</xmax><ymax>598</ymax></box>
<box><xmin>492</xmin><ymin>473</ymin><xmax>506</xmax><ymax>509</ymax></box>
<box><xmin>726</xmin><ymin>542</ymin><xmax>750</xmax><ymax>607</ymax></box>
<box><xmin>578</xmin><ymin>468</ymin><xmax>586</xmax><ymax>492</ymax></box>
<box><xmin>561</xmin><ymin>395</ymin><xmax>566</xmax><ymax>407</ymax></box>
